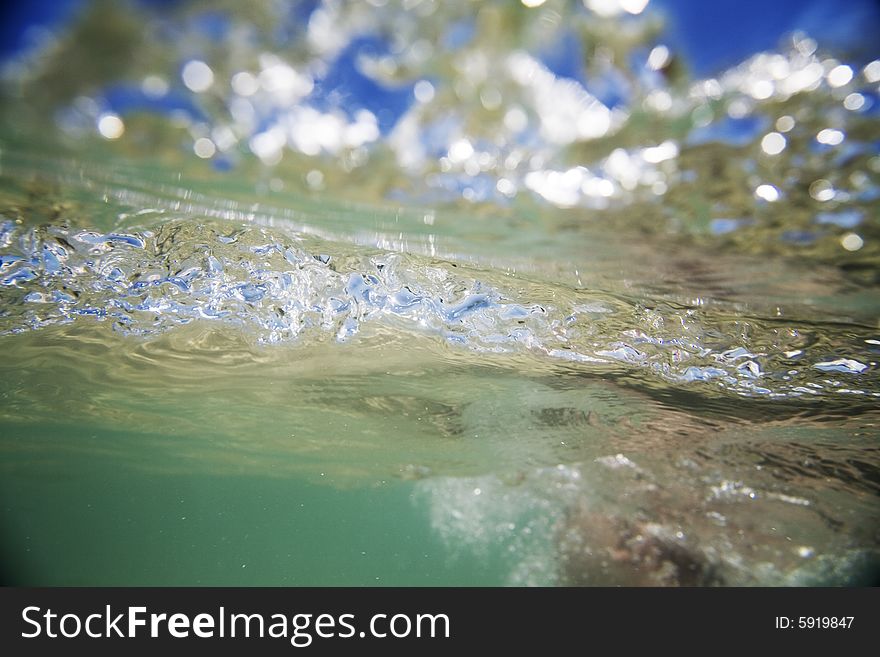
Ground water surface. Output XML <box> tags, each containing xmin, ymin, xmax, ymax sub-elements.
<box><xmin>0</xmin><ymin>0</ymin><xmax>878</xmax><ymax>585</ymax></box>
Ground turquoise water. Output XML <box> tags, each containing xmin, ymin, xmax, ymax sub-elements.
<box><xmin>0</xmin><ymin>0</ymin><xmax>878</xmax><ymax>585</ymax></box>
<box><xmin>1</xmin><ymin>421</ymin><xmax>504</xmax><ymax>586</ymax></box>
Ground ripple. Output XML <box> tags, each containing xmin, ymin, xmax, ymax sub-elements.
<box><xmin>0</xmin><ymin>215</ymin><xmax>877</xmax><ymax>400</ymax></box>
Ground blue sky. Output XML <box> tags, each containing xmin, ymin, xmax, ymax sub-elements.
<box><xmin>0</xmin><ymin>0</ymin><xmax>877</xmax><ymax>77</ymax></box>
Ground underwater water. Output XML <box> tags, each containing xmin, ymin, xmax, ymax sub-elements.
<box><xmin>0</xmin><ymin>0</ymin><xmax>878</xmax><ymax>585</ymax></box>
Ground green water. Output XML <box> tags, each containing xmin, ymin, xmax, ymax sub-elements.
<box><xmin>1</xmin><ymin>421</ymin><xmax>504</xmax><ymax>586</ymax></box>
<box><xmin>0</xmin><ymin>297</ymin><xmax>876</xmax><ymax>585</ymax></box>
<box><xmin>0</xmin><ymin>0</ymin><xmax>879</xmax><ymax>585</ymax></box>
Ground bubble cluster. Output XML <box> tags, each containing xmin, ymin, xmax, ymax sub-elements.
<box><xmin>0</xmin><ymin>216</ymin><xmax>875</xmax><ymax>399</ymax></box>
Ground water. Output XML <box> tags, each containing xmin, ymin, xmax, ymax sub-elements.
<box><xmin>0</xmin><ymin>0</ymin><xmax>878</xmax><ymax>586</ymax></box>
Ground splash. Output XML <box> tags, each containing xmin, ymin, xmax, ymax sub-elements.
<box><xmin>0</xmin><ymin>0</ymin><xmax>878</xmax><ymax>587</ymax></box>
<box><xmin>1</xmin><ymin>209</ymin><xmax>876</xmax><ymax>400</ymax></box>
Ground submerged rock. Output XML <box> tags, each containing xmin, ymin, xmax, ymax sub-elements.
<box><xmin>557</xmin><ymin>504</ymin><xmax>721</xmax><ymax>586</ymax></box>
